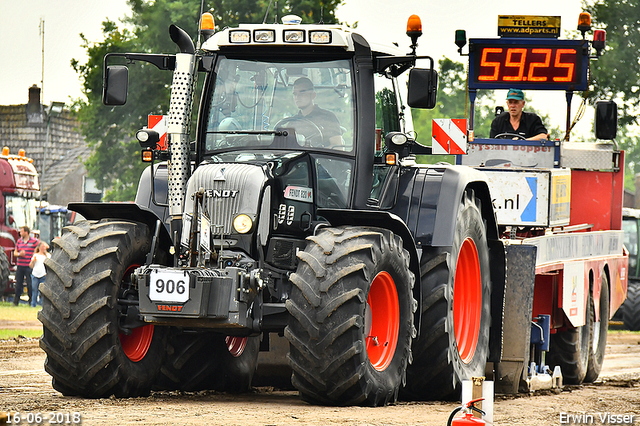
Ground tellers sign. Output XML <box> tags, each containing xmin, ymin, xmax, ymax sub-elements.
<box><xmin>469</xmin><ymin>38</ymin><xmax>589</xmax><ymax>91</ymax></box>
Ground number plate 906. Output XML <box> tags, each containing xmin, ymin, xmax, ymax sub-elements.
<box><xmin>149</xmin><ymin>270</ymin><xmax>189</xmax><ymax>303</ymax></box>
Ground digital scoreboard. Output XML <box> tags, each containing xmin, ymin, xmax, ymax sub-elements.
<box><xmin>468</xmin><ymin>38</ymin><xmax>589</xmax><ymax>91</ymax></box>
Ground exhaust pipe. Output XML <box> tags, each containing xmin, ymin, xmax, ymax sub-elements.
<box><xmin>166</xmin><ymin>25</ymin><xmax>197</xmax><ymax>240</ymax></box>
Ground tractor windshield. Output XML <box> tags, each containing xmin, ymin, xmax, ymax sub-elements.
<box><xmin>204</xmin><ymin>57</ymin><xmax>354</xmax><ymax>154</ymax></box>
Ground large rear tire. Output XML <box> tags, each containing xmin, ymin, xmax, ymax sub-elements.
<box><xmin>403</xmin><ymin>189</ymin><xmax>491</xmax><ymax>400</ymax></box>
<box><xmin>622</xmin><ymin>281</ymin><xmax>640</xmax><ymax>331</ymax></box>
<box><xmin>38</xmin><ymin>219</ymin><xmax>166</xmax><ymax>397</ymax></box>
<box><xmin>286</xmin><ymin>226</ymin><xmax>415</xmax><ymax>406</ymax></box>
<box><xmin>155</xmin><ymin>330</ymin><xmax>259</xmax><ymax>392</ymax></box>
<box><xmin>585</xmin><ymin>274</ymin><xmax>610</xmax><ymax>383</ymax></box>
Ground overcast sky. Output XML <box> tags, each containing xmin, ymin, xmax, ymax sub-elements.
<box><xmin>0</xmin><ymin>0</ymin><xmax>591</xmax><ymax>135</ymax></box>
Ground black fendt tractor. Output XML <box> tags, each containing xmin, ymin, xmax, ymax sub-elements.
<box><xmin>39</xmin><ymin>14</ymin><xmax>503</xmax><ymax>406</ymax></box>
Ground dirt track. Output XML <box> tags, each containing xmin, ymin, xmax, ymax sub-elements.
<box><xmin>0</xmin><ymin>330</ymin><xmax>639</xmax><ymax>426</ymax></box>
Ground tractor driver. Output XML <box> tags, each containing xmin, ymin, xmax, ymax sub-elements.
<box><xmin>490</xmin><ymin>88</ymin><xmax>549</xmax><ymax>140</ymax></box>
<box><xmin>291</xmin><ymin>77</ymin><xmax>344</xmax><ymax>148</ymax></box>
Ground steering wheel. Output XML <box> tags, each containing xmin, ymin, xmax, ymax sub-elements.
<box><xmin>274</xmin><ymin>116</ymin><xmax>324</xmax><ymax>147</ymax></box>
<box><xmin>494</xmin><ymin>132</ymin><xmax>526</xmax><ymax>140</ymax></box>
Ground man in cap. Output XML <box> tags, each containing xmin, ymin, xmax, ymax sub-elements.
<box><xmin>490</xmin><ymin>88</ymin><xmax>549</xmax><ymax>140</ymax></box>
<box><xmin>290</xmin><ymin>77</ymin><xmax>344</xmax><ymax>148</ymax></box>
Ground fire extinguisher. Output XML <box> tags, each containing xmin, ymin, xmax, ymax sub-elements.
<box><xmin>447</xmin><ymin>398</ymin><xmax>486</xmax><ymax>425</ymax></box>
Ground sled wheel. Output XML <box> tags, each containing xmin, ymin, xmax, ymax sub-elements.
<box><xmin>547</xmin><ymin>295</ymin><xmax>591</xmax><ymax>385</ymax></box>
<box><xmin>585</xmin><ymin>273</ymin><xmax>610</xmax><ymax>383</ymax></box>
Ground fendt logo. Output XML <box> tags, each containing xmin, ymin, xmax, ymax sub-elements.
<box><xmin>206</xmin><ymin>189</ymin><xmax>239</xmax><ymax>198</ymax></box>
<box><xmin>157</xmin><ymin>304</ymin><xmax>184</xmax><ymax>312</ymax></box>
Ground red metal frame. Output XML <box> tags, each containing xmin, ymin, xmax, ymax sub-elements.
<box><xmin>569</xmin><ymin>152</ymin><xmax>624</xmax><ymax>231</ymax></box>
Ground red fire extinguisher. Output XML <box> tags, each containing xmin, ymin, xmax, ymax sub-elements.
<box><xmin>447</xmin><ymin>398</ymin><xmax>486</xmax><ymax>425</ymax></box>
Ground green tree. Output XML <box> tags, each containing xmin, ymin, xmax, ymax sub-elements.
<box><xmin>74</xmin><ymin>0</ymin><xmax>343</xmax><ymax>201</ymax></box>
<box><xmin>411</xmin><ymin>58</ymin><xmax>496</xmax><ymax>163</ymax></box>
<box><xmin>585</xmin><ymin>0</ymin><xmax>640</xmax><ymax>128</ymax></box>
<box><xmin>411</xmin><ymin>57</ymin><xmax>559</xmax><ymax>164</ymax></box>
<box><xmin>585</xmin><ymin>0</ymin><xmax>640</xmax><ymax>192</ymax></box>
<box><xmin>72</xmin><ymin>21</ymin><xmax>142</xmax><ymax>201</ymax></box>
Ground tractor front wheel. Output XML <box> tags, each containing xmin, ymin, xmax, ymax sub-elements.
<box><xmin>38</xmin><ymin>219</ymin><xmax>166</xmax><ymax>397</ymax></box>
<box><xmin>286</xmin><ymin>226</ymin><xmax>415</xmax><ymax>406</ymax></box>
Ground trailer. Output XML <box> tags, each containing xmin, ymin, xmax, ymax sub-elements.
<box><xmin>452</xmin><ymin>13</ymin><xmax>627</xmax><ymax>389</ymax></box>
<box><xmin>38</xmin><ymin>9</ymin><xmax>624</xmax><ymax>405</ymax></box>
<box><xmin>0</xmin><ymin>148</ymin><xmax>40</xmax><ymax>300</ymax></box>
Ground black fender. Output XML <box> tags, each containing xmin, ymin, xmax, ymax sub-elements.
<box><xmin>387</xmin><ymin>164</ymin><xmax>498</xmax><ymax>249</ymax></box>
<box><xmin>431</xmin><ymin>165</ymin><xmax>499</xmax><ymax>247</ymax></box>
<box><xmin>135</xmin><ymin>163</ymin><xmax>169</xmax><ymax>224</ymax></box>
<box><xmin>67</xmin><ymin>202</ymin><xmax>173</xmax><ymax>262</ymax></box>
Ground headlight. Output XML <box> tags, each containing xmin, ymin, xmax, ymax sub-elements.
<box><xmin>391</xmin><ymin>133</ymin><xmax>408</xmax><ymax>145</ymax></box>
<box><xmin>310</xmin><ymin>30</ymin><xmax>331</xmax><ymax>44</ymax></box>
<box><xmin>254</xmin><ymin>30</ymin><xmax>275</xmax><ymax>42</ymax></box>
<box><xmin>283</xmin><ymin>30</ymin><xmax>305</xmax><ymax>43</ymax></box>
<box><xmin>233</xmin><ymin>214</ymin><xmax>253</xmax><ymax>233</ymax></box>
<box><xmin>229</xmin><ymin>30</ymin><xmax>250</xmax><ymax>43</ymax></box>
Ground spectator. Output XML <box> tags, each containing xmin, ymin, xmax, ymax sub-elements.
<box><xmin>29</xmin><ymin>241</ymin><xmax>50</xmax><ymax>307</ymax></box>
<box><xmin>13</xmin><ymin>226</ymin><xmax>38</xmax><ymax>306</ymax></box>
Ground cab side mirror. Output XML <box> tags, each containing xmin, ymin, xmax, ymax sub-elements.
<box><xmin>407</xmin><ymin>68</ymin><xmax>438</xmax><ymax>109</ymax></box>
<box><xmin>103</xmin><ymin>65</ymin><xmax>129</xmax><ymax>106</ymax></box>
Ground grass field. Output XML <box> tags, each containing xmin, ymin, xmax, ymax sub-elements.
<box><xmin>0</xmin><ymin>301</ymin><xmax>41</xmax><ymax>339</ymax></box>
<box><xmin>0</xmin><ymin>328</ymin><xmax>41</xmax><ymax>339</ymax></box>
<box><xmin>0</xmin><ymin>301</ymin><xmax>40</xmax><ymax>321</ymax></box>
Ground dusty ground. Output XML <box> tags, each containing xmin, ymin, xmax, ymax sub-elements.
<box><xmin>0</xmin><ymin>323</ymin><xmax>639</xmax><ymax>426</ymax></box>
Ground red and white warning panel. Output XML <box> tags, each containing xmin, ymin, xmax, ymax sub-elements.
<box><xmin>432</xmin><ymin>119</ymin><xmax>467</xmax><ymax>155</ymax></box>
<box><xmin>148</xmin><ymin>115</ymin><xmax>168</xmax><ymax>150</ymax></box>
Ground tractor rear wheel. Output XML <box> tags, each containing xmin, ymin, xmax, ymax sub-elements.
<box><xmin>622</xmin><ymin>281</ymin><xmax>640</xmax><ymax>331</ymax></box>
<box><xmin>286</xmin><ymin>226</ymin><xmax>415</xmax><ymax>406</ymax></box>
<box><xmin>403</xmin><ymin>189</ymin><xmax>491</xmax><ymax>400</ymax></box>
<box><xmin>585</xmin><ymin>274</ymin><xmax>610</xmax><ymax>383</ymax></box>
<box><xmin>38</xmin><ymin>219</ymin><xmax>166</xmax><ymax>397</ymax></box>
<box><xmin>155</xmin><ymin>330</ymin><xmax>259</xmax><ymax>392</ymax></box>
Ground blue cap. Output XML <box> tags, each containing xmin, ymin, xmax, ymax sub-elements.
<box><xmin>506</xmin><ymin>89</ymin><xmax>524</xmax><ymax>100</ymax></box>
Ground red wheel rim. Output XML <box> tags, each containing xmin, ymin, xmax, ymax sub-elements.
<box><xmin>120</xmin><ymin>324</ymin><xmax>155</xmax><ymax>362</ymax></box>
<box><xmin>226</xmin><ymin>336</ymin><xmax>247</xmax><ymax>358</ymax></box>
<box><xmin>453</xmin><ymin>237</ymin><xmax>482</xmax><ymax>364</ymax></box>
<box><xmin>366</xmin><ymin>271</ymin><xmax>400</xmax><ymax>371</ymax></box>
<box><xmin>119</xmin><ymin>264</ymin><xmax>154</xmax><ymax>362</ymax></box>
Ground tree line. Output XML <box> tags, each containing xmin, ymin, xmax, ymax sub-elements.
<box><xmin>71</xmin><ymin>0</ymin><xmax>639</xmax><ymax>200</ymax></box>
